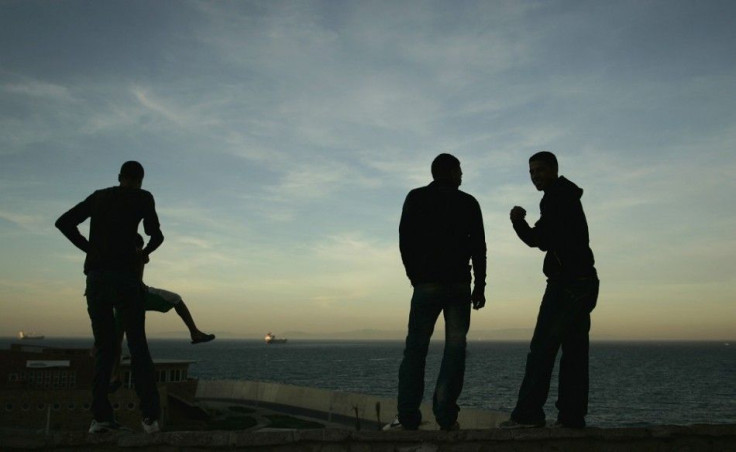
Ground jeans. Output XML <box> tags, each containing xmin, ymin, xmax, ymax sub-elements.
<box><xmin>86</xmin><ymin>271</ymin><xmax>160</xmax><ymax>422</ymax></box>
<box><xmin>511</xmin><ymin>278</ymin><xmax>599</xmax><ymax>427</ymax></box>
<box><xmin>397</xmin><ymin>283</ymin><xmax>471</xmax><ymax>429</ymax></box>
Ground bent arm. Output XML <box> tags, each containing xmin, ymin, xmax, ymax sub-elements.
<box><xmin>142</xmin><ymin>229</ymin><xmax>164</xmax><ymax>257</ymax></box>
<box><xmin>512</xmin><ymin>218</ymin><xmax>541</xmax><ymax>249</ymax></box>
<box><xmin>140</xmin><ymin>194</ymin><xmax>164</xmax><ymax>257</ymax></box>
<box><xmin>55</xmin><ymin>198</ymin><xmax>91</xmax><ymax>253</ymax></box>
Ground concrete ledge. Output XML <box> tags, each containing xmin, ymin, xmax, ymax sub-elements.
<box><xmin>195</xmin><ymin>380</ymin><xmax>506</xmax><ymax>430</ymax></box>
<box><xmin>6</xmin><ymin>381</ymin><xmax>733</xmax><ymax>450</ymax></box>
<box><xmin>3</xmin><ymin>424</ymin><xmax>736</xmax><ymax>451</ymax></box>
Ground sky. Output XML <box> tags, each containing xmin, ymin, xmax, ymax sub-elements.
<box><xmin>1</xmin><ymin>0</ymin><xmax>734</xmax><ymax>341</ymax></box>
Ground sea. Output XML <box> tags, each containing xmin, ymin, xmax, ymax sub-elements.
<box><xmin>4</xmin><ymin>338</ymin><xmax>735</xmax><ymax>428</ymax></box>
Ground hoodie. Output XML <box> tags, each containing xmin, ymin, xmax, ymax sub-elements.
<box><xmin>512</xmin><ymin>176</ymin><xmax>597</xmax><ymax>280</ymax></box>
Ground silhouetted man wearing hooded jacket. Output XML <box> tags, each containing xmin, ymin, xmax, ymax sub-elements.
<box><xmin>501</xmin><ymin>151</ymin><xmax>599</xmax><ymax>429</ymax></box>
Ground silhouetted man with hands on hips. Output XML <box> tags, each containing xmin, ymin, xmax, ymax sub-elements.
<box><xmin>501</xmin><ymin>151</ymin><xmax>599</xmax><ymax>429</ymax></box>
<box><xmin>56</xmin><ymin>161</ymin><xmax>164</xmax><ymax>434</ymax></box>
<box><xmin>385</xmin><ymin>153</ymin><xmax>487</xmax><ymax>431</ymax></box>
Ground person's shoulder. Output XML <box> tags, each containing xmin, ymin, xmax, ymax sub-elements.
<box><xmin>117</xmin><ymin>187</ymin><xmax>155</xmax><ymax>199</ymax></box>
<box><xmin>112</xmin><ymin>187</ymin><xmax>156</xmax><ymax>204</ymax></box>
<box><xmin>457</xmin><ymin>189</ymin><xmax>480</xmax><ymax>204</ymax></box>
<box><xmin>405</xmin><ymin>185</ymin><xmax>429</xmax><ymax>198</ymax></box>
<box><xmin>94</xmin><ymin>186</ymin><xmax>117</xmax><ymax>194</ymax></box>
<box><xmin>86</xmin><ymin>186</ymin><xmax>116</xmax><ymax>200</ymax></box>
<box><xmin>548</xmin><ymin>177</ymin><xmax>583</xmax><ymax>201</ymax></box>
<box><xmin>138</xmin><ymin>188</ymin><xmax>155</xmax><ymax>198</ymax></box>
<box><xmin>136</xmin><ymin>189</ymin><xmax>156</xmax><ymax>206</ymax></box>
<box><xmin>456</xmin><ymin>188</ymin><xmax>475</xmax><ymax>198</ymax></box>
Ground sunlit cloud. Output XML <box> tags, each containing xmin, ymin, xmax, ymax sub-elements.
<box><xmin>0</xmin><ymin>209</ymin><xmax>48</xmax><ymax>234</ymax></box>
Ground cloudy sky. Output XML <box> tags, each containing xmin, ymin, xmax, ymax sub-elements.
<box><xmin>1</xmin><ymin>0</ymin><xmax>734</xmax><ymax>341</ymax></box>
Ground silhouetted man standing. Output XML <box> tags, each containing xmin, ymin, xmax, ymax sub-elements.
<box><xmin>502</xmin><ymin>151</ymin><xmax>599</xmax><ymax>429</ymax></box>
<box><xmin>386</xmin><ymin>154</ymin><xmax>486</xmax><ymax>431</ymax></box>
<box><xmin>56</xmin><ymin>161</ymin><xmax>164</xmax><ymax>434</ymax></box>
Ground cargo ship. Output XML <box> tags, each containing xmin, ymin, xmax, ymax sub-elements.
<box><xmin>17</xmin><ymin>331</ymin><xmax>45</xmax><ymax>340</ymax></box>
<box><xmin>264</xmin><ymin>332</ymin><xmax>287</xmax><ymax>344</ymax></box>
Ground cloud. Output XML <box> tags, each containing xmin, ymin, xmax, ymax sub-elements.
<box><xmin>4</xmin><ymin>80</ymin><xmax>75</xmax><ymax>102</ymax></box>
<box><xmin>0</xmin><ymin>209</ymin><xmax>48</xmax><ymax>234</ymax></box>
<box><xmin>2</xmin><ymin>0</ymin><xmax>736</xmax><ymax>338</ymax></box>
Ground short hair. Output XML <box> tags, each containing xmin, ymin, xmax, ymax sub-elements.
<box><xmin>529</xmin><ymin>151</ymin><xmax>558</xmax><ymax>170</ymax></box>
<box><xmin>431</xmin><ymin>153</ymin><xmax>461</xmax><ymax>180</ymax></box>
<box><xmin>120</xmin><ymin>161</ymin><xmax>144</xmax><ymax>180</ymax></box>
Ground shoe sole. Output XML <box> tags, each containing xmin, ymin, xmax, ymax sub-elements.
<box><xmin>499</xmin><ymin>423</ymin><xmax>545</xmax><ymax>429</ymax></box>
<box><xmin>89</xmin><ymin>426</ymin><xmax>128</xmax><ymax>433</ymax></box>
<box><xmin>90</xmin><ymin>426</ymin><xmax>133</xmax><ymax>433</ymax></box>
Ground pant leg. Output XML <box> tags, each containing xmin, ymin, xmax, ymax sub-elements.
<box><xmin>511</xmin><ymin>281</ymin><xmax>566</xmax><ymax>424</ymax></box>
<box><xmin>115</xmin><ymin>277</ymin><xmax>161</xmax><ymax>420</ymax></box>
<box><xmin>397</xmin><ymin>284</ymin><xmax>443</xmax><ymax>429</ymax></box>
<box><xmin>85</xmin><ymin>272</ymin><xmax>117</xmax><ymax>422</ymax></box>
<box><xmin>433</xmin><ymin>283</ymin><xmax>471</xmax><ymax>428</ymax></box>
<box><xmin>556</xmin><ymin>279</ymin><xmax>599</xmax><ymax>426</ymax></box>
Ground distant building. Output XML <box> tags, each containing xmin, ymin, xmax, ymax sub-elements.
<box><xmin>0</xmin><ymin>342</ymin><xmax>197</xmax><ymax>431</ymax></box>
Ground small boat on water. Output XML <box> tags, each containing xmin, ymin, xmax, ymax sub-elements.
<box><xmin>18</xmin><ymin>331</ymin><xmax>45</xmax><ymax>340</ymax></box>
<box><xmin>264</xmin><ymin>332</ymin><xmax>287</xmax><ymax>344</ymax></box>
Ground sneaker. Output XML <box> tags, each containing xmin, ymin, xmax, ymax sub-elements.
<box><xmin>141</xmin><ymin>418</ymin><xmax>160</xmax><ymax>434</ymax></box>
<box><xmin>440</xmin><ymin>421</ymin><xmax>460</xmax><ymax>431</ymax></box>
<box><xmin>552</xmin><ymin>420</ymin><xmax>586</xmax><ymax>429</ymax></box>
<box><xmin>499</xmin><ymin>419</ymin><xmax>545</xmax><ymax>429</ymax></box>
<box><xmin>191</xmin><ymin>333</ymin><xmax>215</xmax><ymax>344</ymax></box>
<box><xmin>89</xmin><ymin>419</ymin><xmax>124</xmax><ymax>433</ymax></box>
<box><xmin>382</xmin><ymin>416</ymin><xmax>404</xmax><ymax>431</ymax></box>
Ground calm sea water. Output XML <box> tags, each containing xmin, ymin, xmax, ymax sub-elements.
<box><xmin>5</xmin><ymin>338</ymin><xmax>735</xmax><ymax>428</ymax></box>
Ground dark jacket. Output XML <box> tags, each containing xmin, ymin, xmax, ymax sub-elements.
<box><xmin>513</xmin><ymin>176</ymin><xmax>596</xmax><ymax>280</ymax></box>
<box><xmin>55</xmin><ymin>186</ymin><xmax>163</xmax><ymax>275</ymax></box>
<box><xmin>399</xmin><ymin>180</ymin><xmax>486</xmax><ymax>286</ymax></box>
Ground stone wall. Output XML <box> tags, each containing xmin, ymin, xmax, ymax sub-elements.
<box><xmin>0</xmin><ymin>386</ymin><xmax>169</xmax><ymax>432</ymax></box>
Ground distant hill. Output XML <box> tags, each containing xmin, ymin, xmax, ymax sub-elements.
<box><xmin>160</xmin><ymin>328</ymin><xmax>539</xmax><ymax>341</ymax></box>
<box><xmin>282</xmin><ymin>329</ymin><xmax>405</xmax><ymax>340</ymax></box>
<box><xmin>279</xmin><ymin>328</ymin><xmax>537</xmax><ymax>341</ymax></box>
